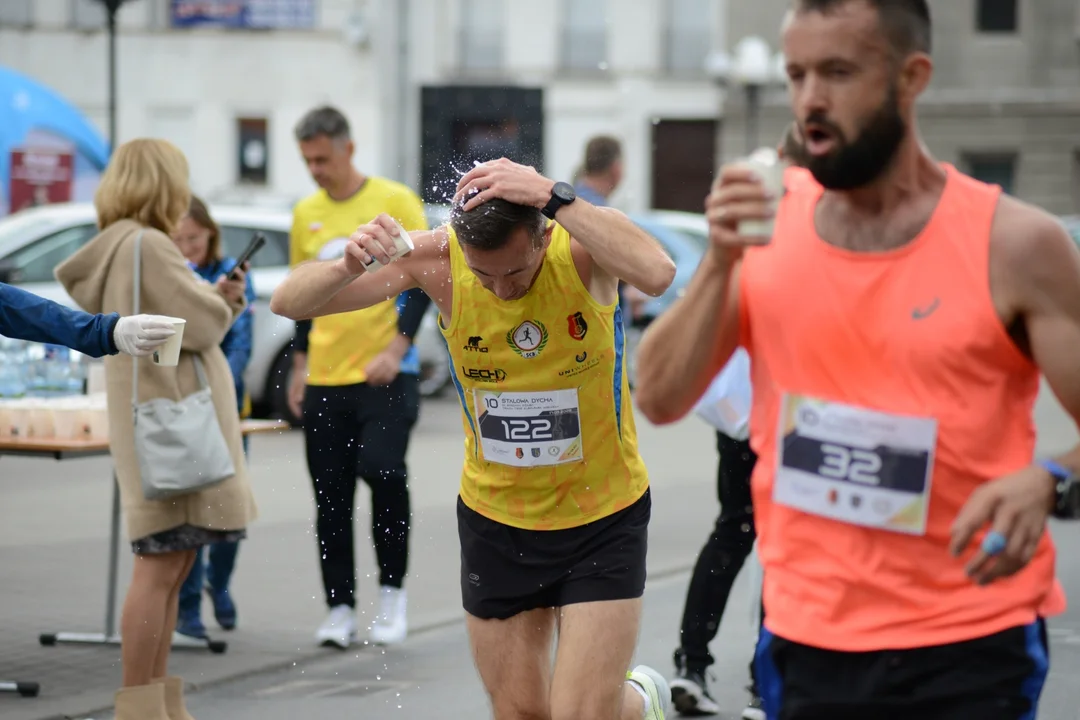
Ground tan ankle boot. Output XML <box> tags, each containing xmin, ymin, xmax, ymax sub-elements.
<box><xmin>114</xmin><ymin>683</ymin><xmax>169</xmax><ymax>720</ymax></box>
<box><xmin>153</xmin><ymin>676</ymin><xmax>196</xmax><ymax>720</ymax></box>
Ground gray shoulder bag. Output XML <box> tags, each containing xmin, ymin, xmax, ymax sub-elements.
<box><xmin>131</xmin><ymin>230</ymin><xmax>236</xmax><ymax>500</ymax></box>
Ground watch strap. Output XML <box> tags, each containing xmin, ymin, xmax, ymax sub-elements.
<box><xmin>1039</xmin><ymin>458</ymin><xmax>1072</xmax><ymax>481</ymax></box>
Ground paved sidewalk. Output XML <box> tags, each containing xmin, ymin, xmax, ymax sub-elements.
<box><xmin>0</xmin><ymin>397</ymin><xmax>723</xmax><ymax>720</ymax></box>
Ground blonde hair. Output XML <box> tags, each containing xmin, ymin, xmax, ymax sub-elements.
<box><xmin>94</xmin><ymin>138</ymin><xmax>191</xmax><ymax>235</ymax></box>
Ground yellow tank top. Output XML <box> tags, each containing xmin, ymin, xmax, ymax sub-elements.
<box><xmin>441</xmin><ymin>224</ymin><xmax>649</xmax><ymax>530</ymax></box>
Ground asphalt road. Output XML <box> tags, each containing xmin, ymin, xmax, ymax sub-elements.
<box><xmin>4</xmin><ymin>378</ymin><xmax>1078</xmax><ymax>720</ymax></box>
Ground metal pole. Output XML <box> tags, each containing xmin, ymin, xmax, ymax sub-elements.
<box><xmin>744</xmin><ymin>84</ymin><xmax>761</xmax><ymax>153</ymax></box>
<box><xmin>104</xmin><ymin>473</ymin><xmax>121</xmax><ymax>639</ymax></box>
<box><xmin>107</xmin><ymin>4</ymin><xmax>117</xmax><ymax>154</ymax></box>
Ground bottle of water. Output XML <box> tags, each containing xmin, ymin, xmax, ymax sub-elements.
<box><xmin>25</xmin><ymin>343</ymin><xmax>48</xmax><ymax>397</ymax></box>
<box><xmin>67</xmin><ymin>351</ymin><xmax>88</xmax><ymax>395</ymax></box>
<box><xmin>0</xmin><ymin>337</ymin><xmax>27</xmax><ymax>398</ymax></box>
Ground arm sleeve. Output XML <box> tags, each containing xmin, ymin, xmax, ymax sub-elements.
<box><xmin>396</xmin><ymin>288</ymin><xmax>431</xmax><ymax>341</ymax></box>
<box><xmin>0</xmin><ymin>282</ymin><xmax>120</xmax><ymax>357</ymax></box>
<box><xmin>293</xmin><ymin>319</ymin><xmax>311</xmax><ymax>353</ymax></box>
<box><xmin>220</xmin><ymin>279</ymin><xmax>255</xmax><ymax>384</ymax></box>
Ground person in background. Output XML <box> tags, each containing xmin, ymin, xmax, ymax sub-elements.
<box><xmin>0</xmin><ymin>282</ymin><xmax>175</xmax><ymax>358</ymax></box>
<box><xmin>573</xmin><ymin>135</ymin><xmax>624</xmax><ymax>207</ymax></box>
<box><xmin>287</xmin><ymin>105</ymin><xmax>429</xmax><ymax>649</ymax></box>
<box><xmin>571</xmin><ymin>135</ymin><xmax>647</xmax><ymax>327</ymax></box>
<box><xmin>668</xmin><ymin>123</ymin><xmax>806</xmax><ymax>720</ymax></box>
<box><xmin>56</xmin><ymin>137</ymin><xmax>255</xmax><ymax>720</ymax></box>
<box><xmin>170</xmin><ymin>195</ymin><xmax>257</xmax><ymax>640</ymax></box>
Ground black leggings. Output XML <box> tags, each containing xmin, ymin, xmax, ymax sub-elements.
<box><xmin>303</xmin><ymin>375</ymin><xmax>419</xmax><ymax>608</ymax></box>
<box><xmin>676</xmin><ymin>431</ymin><xmax>761</xmax><ymax>684</ymax></box>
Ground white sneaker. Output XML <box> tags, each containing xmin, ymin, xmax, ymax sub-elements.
<box><xmin>315</xmin><ymin>605</ymin><xmax>357</xmax><ymax>649</ymax></box>
<box><xmin>628</xmin><ymin>665</ymin><xmax>671</xmax><ymax>720</ymax></box>
<box><xmin>369</xmin><ymin>586</ymin><xmax>408</xmax><ymax>645</ymax></box>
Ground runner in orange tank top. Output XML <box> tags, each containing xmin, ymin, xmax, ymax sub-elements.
<box><xmin>636</xmin><ymin>1</ymin><xmax>1080</xmax><ymax>718</ymax></box>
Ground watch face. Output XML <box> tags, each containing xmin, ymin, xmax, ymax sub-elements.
<box><xmin>554</xmin><ymin>182</ymin><xmax>576</xmax><ymax>203</ymax></box>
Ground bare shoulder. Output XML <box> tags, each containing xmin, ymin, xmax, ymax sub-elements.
<box><xmin>990</xmin><ymin>195</ymin><xmax>1080</xmax><ymax>305</ymax></box>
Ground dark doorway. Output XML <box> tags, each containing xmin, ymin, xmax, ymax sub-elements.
<box><xmin>651</xmin><ymin>119</ymin><xmax>718</xmax><ymax>212</ymax></box>
<box><xmin>420</xmin><ymin>86</ymin><xmax>544</xmax><ymax>205</ymax></box>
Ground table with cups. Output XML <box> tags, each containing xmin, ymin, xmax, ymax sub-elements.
<box><xmin>0</xmin><ymin>381</ymin><xmax>287</xmax><ymax>699</ymax></box>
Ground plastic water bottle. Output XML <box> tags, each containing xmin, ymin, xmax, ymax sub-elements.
<box><xmin>67</xmin><ymin>351</ymin><xmax>88</xmax><ymax>395</ymax></box>
<box><xmin>0</xmin><ymin>337</ymin><xmax>27</xmax><ymax>398</ymax></box>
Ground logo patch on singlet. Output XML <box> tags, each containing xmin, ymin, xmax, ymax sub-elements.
<box><xmin>567</xmin><ymin>311</ymin><xmax>588</xmax><ymax>341</ymax></box>
<box><xmin>507</xmin><ymin>320</ymin><xmax>549</xmax><ymax>359</ymax></box>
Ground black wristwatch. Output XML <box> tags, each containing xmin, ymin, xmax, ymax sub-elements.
<box><xmin>1040</xmin><ymin>459</ymin><xmax>1080</xmax><ymax>520</ymax></box>
<box><xmin>541</xmin><ymin>182</ymin><xmax>576</xmax><ymax>220</ymax></box>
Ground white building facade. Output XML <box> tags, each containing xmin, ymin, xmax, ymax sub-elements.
<box><xmin>0</xmin><ymin>0</ymin><xmax>729</xmax><ymax>214</ymax></box>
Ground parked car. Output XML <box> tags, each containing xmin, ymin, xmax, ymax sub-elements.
<box><xmin>0</xmin><ymin>202</ymin><xmax>456</xmax><ymax>424</ymax></box>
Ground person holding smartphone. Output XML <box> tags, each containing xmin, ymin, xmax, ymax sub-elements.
<box><xmin>170</xmin><ymin>195</ymin><xmax>257</xmax><ymax>640</ymax></box>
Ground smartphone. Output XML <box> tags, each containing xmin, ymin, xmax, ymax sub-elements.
<box><xmin>229</xmin><ymin>232</ymin><xmax>267</xmax><ymax>280</ymax></box>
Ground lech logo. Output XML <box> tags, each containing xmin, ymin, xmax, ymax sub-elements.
<box><xmin>507</xmin><ymin>320</ymin><xmax>549</xmax><ymax>359</ymax></box>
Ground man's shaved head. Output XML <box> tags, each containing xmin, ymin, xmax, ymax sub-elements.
<box><xmin>793</xmin><ymin>0</ymin><xmax>931</xmax><ymax>58</ymax></box>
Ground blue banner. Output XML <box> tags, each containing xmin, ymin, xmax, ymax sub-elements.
<box><xmin>170</xmin><ymin>0</ymin><xmax>315</xmax><ymax>29</ymax></box>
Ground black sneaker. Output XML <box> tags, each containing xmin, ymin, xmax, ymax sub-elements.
<box><xmin>669</xmin><ymin>667</ymin><xmax>720</xmax><ymax>716</ymax></box>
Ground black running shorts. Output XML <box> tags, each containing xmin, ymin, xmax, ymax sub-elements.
<box><xmin>754</xmin><ymin>621</ymin><xmax>1049</xmax><ymax>720</ymax></box>
<box><xmin>457</xmin><ymin>489</ymin><xmax>651</xmax><ymax>620</ymax></box>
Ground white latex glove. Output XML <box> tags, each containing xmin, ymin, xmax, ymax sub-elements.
<box><xmin>113</xmin><ymin>315</ymin><xmax>176</xmax><ymax>357</ymax></box>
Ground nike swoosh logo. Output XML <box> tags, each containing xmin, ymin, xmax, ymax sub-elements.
<box><xmin>912</xmin><ymin>298</ymin><xmax>940</xmax><ymax>320</ymax></box>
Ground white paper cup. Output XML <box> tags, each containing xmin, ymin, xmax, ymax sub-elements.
<box><xmin>363</xmin><ymin>217</ymin><xmax>415</xmax><ymax>273</ymax></box>
<box><xmin>734</xmin><ymin>147</ymin><xmax>785</xmax><ymax>239</ymax></box>
<box><xmin>152</xmin><ymin>317</ymin><xmax>187</xmax><ymax>367</ymax></box>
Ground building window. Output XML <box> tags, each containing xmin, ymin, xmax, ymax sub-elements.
<box><xmin>664</xmin><ymin>0</ymin><xmax>712</xmax><ymax>74</ymax></box>
<box><xmin>976</xmin><ymin>0</ymin><xmax>1018</xmax><ymax>32</ymax></box>
<box><xmin>72</xmin><ymin>0</ymin><xmax>106</xmax><ymax>29</ymax></box>
<box><xmin>0</xmin><ymin>0</ymin><xmax>32</xmax><ymax>26</ymax></box>
<box><xmin>237</xmin><ymin>117</ymin><xmax>269</xmax><ymax>185</ymax></box>
<box><xmin>459</xmin><ymin>0</ymin><xmax>504</xmax><ymax>72</ymax></box>
<box><xmin>964</xmin><ymin>153</ymin><xmax>1017</xmax><ymax>195</ymax></box>
<box><xmin>561</xmin><ymin>0</ymin><xmax>607</xmax><ymax>73</ymax></box>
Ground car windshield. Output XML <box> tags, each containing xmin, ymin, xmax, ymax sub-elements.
<box><xmin>0</xmin><ymin>211</ymin><xmax>70</xmax><ymax>248</ymax></box>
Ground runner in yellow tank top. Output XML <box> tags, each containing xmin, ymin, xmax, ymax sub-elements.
<box><xmin>444</xmin><ymin>221</ymin><xmax>648</xmax><ymax>530</ymax></box>
<box><xmin>271</xmin><ymin>157</ymin><xmax>677</xmax><ymax>720</ymax></box>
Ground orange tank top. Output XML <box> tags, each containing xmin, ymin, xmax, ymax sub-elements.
<box><xmin>740</xmin><ymin>164</ymin><xmax>1062</xmax><ymax>651</ymax></box>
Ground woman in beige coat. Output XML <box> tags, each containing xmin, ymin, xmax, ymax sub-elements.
<box><xmin>56</xmin><ymin>138</ymin><xmax>257</xmax><ymax>720</ymax></box>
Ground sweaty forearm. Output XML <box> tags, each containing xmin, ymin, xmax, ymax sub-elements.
<box><xmin>556</xmin><ymin>203</ymin><xmax>675</xmax><ymax>296</ymax></box>
<box><xmin>635</xmin><ymin>251</ymin><xmax>740</xmax><ymax>425</ymax></box>
<box><xmin>270</xmin><ymin>260</ymin><xmax>356</xmax><ymax>320</ymax></box>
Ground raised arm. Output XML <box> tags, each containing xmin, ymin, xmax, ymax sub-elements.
<box><xmin>454</xmin><ymin>158</ymin><xmax>675</xmax><ymax>296</ymax></box>
<box><xmin>635</xmin><ymin>165</ymin><xmax>775</xmax><ymax>425</ymax></box>
<box><xmin>271</xmin><ymin>218</ymin><xmax>449</xmax><ymax>321</ymax></box>
<box><xmin>635</xmin><ymin>251</ymin><xmax>743</xmax><ymax>425</ymax></box>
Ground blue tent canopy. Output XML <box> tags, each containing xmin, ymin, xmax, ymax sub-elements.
<box><xmin>0</xmin><ymin>64</ymin><xmax>110</xmax><ymax>203</ymax></box>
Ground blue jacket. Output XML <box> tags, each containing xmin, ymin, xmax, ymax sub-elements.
<box><xmin>189</xmin><ymin>258</ymin><xmax>256</xmax><ymax>409</ymax></box>
<box><xmin>0</xmin><ymin>282</ymin><xmax>119</xmax><ymax>357</ymax></box>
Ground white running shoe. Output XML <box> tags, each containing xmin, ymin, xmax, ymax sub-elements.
<box><xmin>629</xmin><ymin>665</ymin><xmax>672</xmax><ymax>720</ymax></box>
<box><xmin>368</xmin><ymin>586</ymin><xmax>408</xmax><ymax>646</ymax></box>
<box><xmin>315</xmin><ymin>605</ymin><xmax>357</xmax><ymax>649</ymax></box>
<box><xmin>670</xmin><ymin>668</ymin><xmax>721</xmax><ymax>715</ymax></box>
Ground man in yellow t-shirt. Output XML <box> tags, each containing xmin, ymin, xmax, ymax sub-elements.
<box><xmin>271</xmin><ymin>157</ymin><xmax>678</xmax><ymax>719</ymax></box>
<box><xmin>288</xmin><ymin>106</ymin><xmax>429</xmax><ymax>650</ymax></box>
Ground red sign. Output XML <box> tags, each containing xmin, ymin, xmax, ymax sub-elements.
<box><xmin>9</xmin><ymin>149</ymin><xmax>73</xmax><ymax>213</ymax></box>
